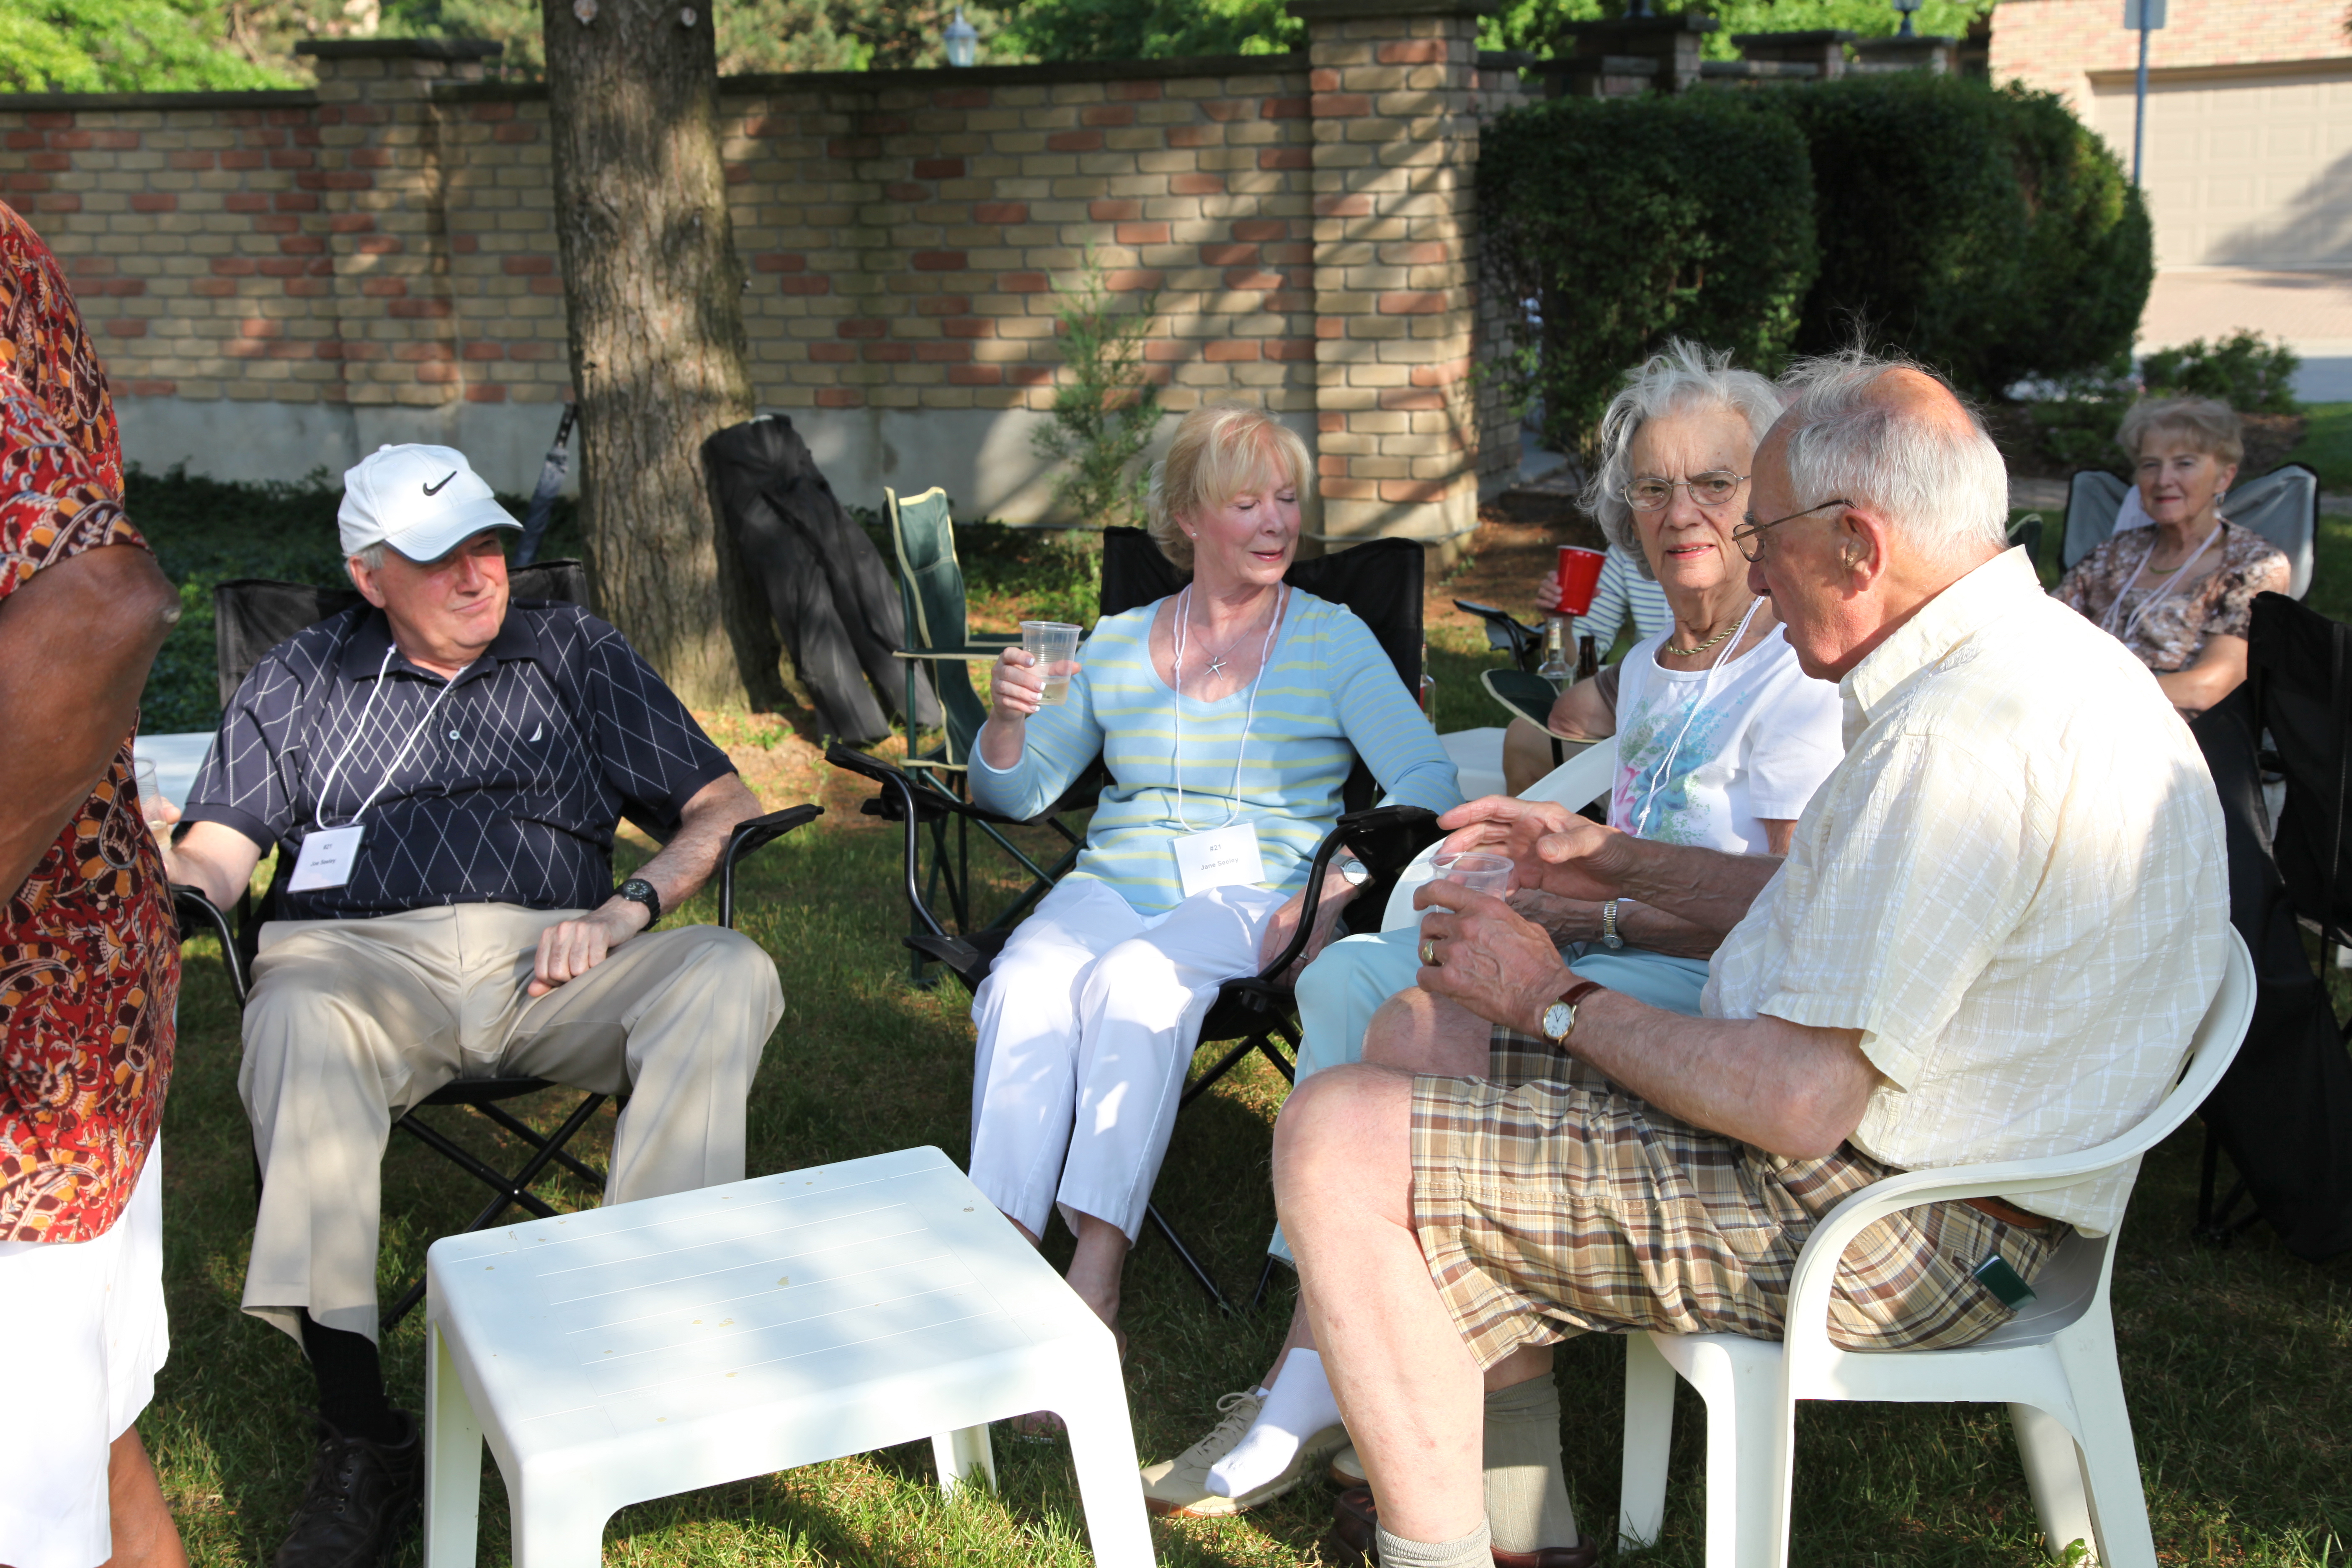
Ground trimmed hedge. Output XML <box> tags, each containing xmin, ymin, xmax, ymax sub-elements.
<box><xmin>1479</xmin><ymin>72</ymin><xmax>2151</xmax><ymax>444</ymax></box>
<box><xmin>1783</xmin><ymin>73</ymin><xmax>2152</xmax><ymax>397</ymax></box>
<box><xmin>1478</xmin><ymin>89</ymin><xmax>1817</xmax><ymax>454</ymax></box>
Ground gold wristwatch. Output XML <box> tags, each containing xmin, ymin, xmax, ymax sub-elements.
<box><xmin>1540</xmin><ymin>979</ymin><xmax>1605</xmax><ymax>1044</ymax></box>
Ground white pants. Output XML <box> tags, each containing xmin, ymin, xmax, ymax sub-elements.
<box><xmin>968</xmin><ymin>876</ymin><xmax>1287</xmax><ymax>1242</ymax></box>
<box><xmin>0</xmin><ymin>1140</ymin><xmax>169</xmax><ymax>1568</ymax></box>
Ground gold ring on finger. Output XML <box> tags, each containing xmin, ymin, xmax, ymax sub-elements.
<box><xmin>1421</xmin><ymin>937</ymin><xmax>1439</xmax><ymax>966</ymax></box>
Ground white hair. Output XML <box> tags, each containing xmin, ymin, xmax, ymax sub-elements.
<box><xmin>1774</xmin><ymin>350</ymin><xmax>2010</xmax><ymax>564</ymax></box>
<box><xmin>1580</xmin><ymin>340</ymin><xmax>1786</xmax><ymax>579</ymax></box>
<box><xmin>351</xmin><ymin>542</ymin><xmax>387</xmax><ymax>571</ymax></box>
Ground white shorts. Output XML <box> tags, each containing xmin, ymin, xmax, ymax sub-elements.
<box><xmin>0</xmin><ymin>1140</ymin><xmax>170</xmax><ymax>1568</ymax></box>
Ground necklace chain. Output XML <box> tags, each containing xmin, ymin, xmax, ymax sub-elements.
<box><xmin>1187</xmin><ymin>592</ymin><xmax>1274</xmax><ymax>681</ymax></box>
<box><xmin>1661</xmin><ymin>614</ymin><xmax>1746</xmax><ymax>659</ymax></box>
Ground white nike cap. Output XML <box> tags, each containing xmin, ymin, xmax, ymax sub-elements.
<box><xmin>338</xmin><ymin>443</ymin><xmax>520</xmax><ymax>563</ymax></box>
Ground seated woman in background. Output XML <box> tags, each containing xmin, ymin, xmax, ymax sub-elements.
<box><xmin>1138</xmin><ymin>342</ymin><xmax>1847</xmax><ymax>1529</ymax></box>
<box><xmin>2054</xmin><ymin>396</ymin><xmax>2289</xmax><ymax>719</ymax></box>
<box><xmin>965</xmin><ymin>402</ymin><xmax>1460</xmax><ymax>1362</ymax></box>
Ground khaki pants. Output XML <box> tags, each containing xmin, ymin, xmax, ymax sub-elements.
<box><xmin>237</xmin><ymin>903</ymin><xmax>784</xmax><ymax>1344</ymax></box>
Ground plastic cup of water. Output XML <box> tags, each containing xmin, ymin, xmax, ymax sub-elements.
<box><xmin>1433</xmin><ymin>850</ymin><xmax>1512</xmax><ymax>897</ymax></box>
<box><xmin>133</xmin><ymin>756</ymin><xmax>174</xmax><ymax>834</ymax></box>
<box><xmin>1021</xmin><ymin>620</ymin><xmax>1082</xmax><ymax>706</ymax></box>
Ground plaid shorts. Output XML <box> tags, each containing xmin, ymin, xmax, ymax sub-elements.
<box><xmin>1408</xmin><ymin>1032</ymin><xmax>2064</xmax><ymax>1368</ymax></box>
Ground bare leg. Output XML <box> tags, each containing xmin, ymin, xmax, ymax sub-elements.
<box><xmin>1276</xmin><ymin>1062</ymin><xmax>1554</xmax><ymax>1543</ymax></box>
<box><xmin>1362</xmin><ymin>987</ymin><xmax>1496</xmax><ymax>1078</ymax></box>
<box><xmin>1064</xmin><ymin>1212</ymin><xmax>1131</xmax><ymax>1354</ymax></box>
<box><xmin>1503</xmin><ymin>719</ymin><xmax>1557</xmax><ymax>798</ymax></box>
<box><xmin>100</xmin><ymin>1429</ymin><xmax>187</xmax><ymax>1568</ymax></box>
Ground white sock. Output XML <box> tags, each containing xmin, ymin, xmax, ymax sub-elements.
<box><xmin>1204</xmin><ymin>1348</ymin><xmax>1344</xmax><ymax>1497</ymax></box>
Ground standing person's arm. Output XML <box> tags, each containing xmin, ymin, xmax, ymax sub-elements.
<box><xmin>0</xmin><ymin>545</ymin><xmax>180</xmax><ymax>894</ymax></box>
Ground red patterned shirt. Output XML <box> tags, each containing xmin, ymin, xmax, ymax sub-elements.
<box><xmin>0</xmin><ymin>199</ymin><xmax>178</xmax><ymax>1244</ymax></box>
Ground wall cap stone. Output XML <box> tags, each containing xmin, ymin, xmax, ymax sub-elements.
<box><xmin>294</xmin><ymin>37</ymin><xmax>505</xmax><ymax>59</ymax></box>
<box><xmin>0</xmin><ymin>88</ymin><xmax>320</xmax><ymax>110</ymax></box>
<box><xmin>1564</xmin><ymin>12</ymin><xmax>1719</xmax><ymax>39</ymax></box>
<box><xmin>2084</xmin><ymin>54</ymin><xmax>2352</xmax><ymax>85</ymax></box>
<box><xmin>430</xmin><ymin>49</ymin><xmax>1308</xmax><ymax>101</ymax></box>
<box><xmin>1731</xmin><ymin>28</ymin><xmax>1854</xmax><ymax>46</ymax></box>
<box><xmin>1287</xmin><ymin>0</ymin><xmax>1499</xmax><ymax>21</ymax></box>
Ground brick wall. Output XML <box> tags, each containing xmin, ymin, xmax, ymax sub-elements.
<box><xmin>0</xmin><ymin>1</ymin><xmax>1529</xmax><ymax>543</ymax></box>
<box><xmin>1991</xmin><ymin>0</ymin><xmax>2352</xmax><ymax>113</ymax></box>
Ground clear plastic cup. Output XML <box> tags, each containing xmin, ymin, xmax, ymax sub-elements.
<box><xmin>133</xmin><ymin>756</ymin><xmax>173</xmax><ymax>832</ymax></box>
<box><xmin>1021</xmin><ymin>620</ymin><xmax>1082</xmax><ymax>706</ymax></box>
<box><xmin>1433</xmin><ymin>850</ymin><xmax>1512</xmax><ymax>897</ymax></box>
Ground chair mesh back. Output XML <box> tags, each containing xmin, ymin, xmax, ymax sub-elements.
<box><xmin>211</xmin><ymin>560</ymin><xmax>593</xmax><ymax>706</ymax></box>
<box><xmin>2250</xmin><ymin>591</ymin><xmax>2352</xmax><ymax>944</ymax></box>
<box><xmin>1098</xmin><ymin>527</ymin><xmax>1424</xmax><ymax>690</ymax></box>
<box><xmin>889</xmin><ymin>487</ymin><xmax>990</xmax><ymax>766</ymax></box>
<box><xmin>2061</xmin><ymin>465</ymin><xmax>2315</xmax><ymax>599</ymax></box>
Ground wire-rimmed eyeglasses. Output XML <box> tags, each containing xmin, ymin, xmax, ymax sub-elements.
<box><xmin>1731</xmin><ymin>497</ymin><xmax>1848</xmax><ymax>562</ymax></box>
<box><xmin>1622</xmin><ymin>472</ymin><xmax>1747</xmax><ymax>512</ymax></box>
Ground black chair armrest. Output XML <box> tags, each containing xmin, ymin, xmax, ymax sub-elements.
<box><xmin>171</xmin><ymin>883</ymin><xmax>250</xmax><ymax>1006</ymax></box>
<box><xmin>718</xmin><ymin>804</ymin><xmax>824</xmax><ymax>930</ymax></box>
<box><xmin>1454</xmin><ymin>599</ymin><xmax>1544</xmax><ymax>672</ymax></box>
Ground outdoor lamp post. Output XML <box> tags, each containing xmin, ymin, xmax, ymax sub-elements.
<box><xmin>1890</xmin><ymin>0</ymin><xmax>1922</xmax><ymax>39</ymax></box>
<box><xmin>945</xmin><ymin>5</ymin><xmax>977</xmax><ymax>66</ymax></box>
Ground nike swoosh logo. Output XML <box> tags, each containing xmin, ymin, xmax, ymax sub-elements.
<box><xmin>422</xmin><ymin>471</ymin><xmax>458</xmax><ymax>496</ymax></box>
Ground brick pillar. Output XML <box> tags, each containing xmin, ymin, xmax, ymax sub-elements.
<box><xmin>1295</xmin><ymin>0</ymin><xmax>1491</xmax><ymax>557</ymax></box>
<box><xmin>294</xmin><ymin>39</ymin><xmax>498</xmax><ymax>437</ymax></box>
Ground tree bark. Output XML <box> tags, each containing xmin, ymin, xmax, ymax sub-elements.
<box><xmin>541</xmin><ymin>0</ymin><xmax>759</xmax><ymax>707</ymax></box>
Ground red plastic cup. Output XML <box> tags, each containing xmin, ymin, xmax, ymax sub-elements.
<box><xmin>1555</xmin><ymin>547</ymin><xmax>1606</xmax><ymax>618</ymax></box>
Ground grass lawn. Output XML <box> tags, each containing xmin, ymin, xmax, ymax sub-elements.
<box><xmin>2286</xmin><ymin>402</ymin><xmax>2352</xmax><ymax>493</ymax></box>
<box><xmin>134</xmin><ymin>487</ymin><xmax>2349</xmax><ymax>1568</ymax></box>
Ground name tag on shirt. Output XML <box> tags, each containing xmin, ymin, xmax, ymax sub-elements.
<box><xmin>287</xmin><ymin>824</ymin><xmax>364</xmax><ymax>892</ymax></box>
<box><xmin>1173</xmin><ymin>821</ymin><xmax>1265</xmax><ymax>900</ymax></box>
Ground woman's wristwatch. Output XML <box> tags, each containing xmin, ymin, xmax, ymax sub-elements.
<box><xmin>1333</xmin><ymin>852</ymin><xmax>1372</xmax><ymax>890</ymax></box>
<box><xmin>1600</xmin><ymin>898</ymin><xmax>1625</xmax><ymax>950</ymax></box>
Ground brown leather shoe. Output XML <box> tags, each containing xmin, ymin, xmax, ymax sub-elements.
<box><xmin>1330</xmin><ymin>1485</ymin><xmax>1599</xmax><ymax>1568</ymax></box>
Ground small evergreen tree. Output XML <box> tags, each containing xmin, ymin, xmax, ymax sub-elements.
<box><xmin>1032</xmin><ymin>248</ymin><xmax>1163</xmax><ymax>528</ymax></box>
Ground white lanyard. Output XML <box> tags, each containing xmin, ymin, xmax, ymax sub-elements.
<box><xmin>1635</xmin><ymin>596</ymin><xmax>1762</xmax><ymax>839</ymax></box>
<box><xmin>1169</xmin><ymin>583</ymin><xmax>1285</xmax><ymax>832</ymax></box>
<box><xmin>312</xmin><ymin>645</ymin><xmax>468</xmax><ymax>828</ymax></box>
<box><xmin>2103</xmin><ymin>522</ymin><xmax>2222</xmax><ymax>648</ymax></box>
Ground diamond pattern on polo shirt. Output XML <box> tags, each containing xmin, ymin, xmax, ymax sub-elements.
<box><xmin>185</xmin><ymin>602</ymin><xmax>733</xmax><ymax>921</ymax></box>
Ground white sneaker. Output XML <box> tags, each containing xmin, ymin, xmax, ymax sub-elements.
<box><xmin>1140</xmin><ymin>1391</ymin><xmax>1348</xmax><ymax>1517</ymax></box>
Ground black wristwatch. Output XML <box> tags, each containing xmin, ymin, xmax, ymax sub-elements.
<box><xmin>615</xmin><ymin>877</ymin><xmax>662</xmax><ymax>927</ymax></box>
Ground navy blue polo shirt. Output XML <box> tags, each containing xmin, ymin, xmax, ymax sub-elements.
<box><xmin>183</xmin><ymin>599</ymin><xmax>737</xmax><ymax>922</ymax></box>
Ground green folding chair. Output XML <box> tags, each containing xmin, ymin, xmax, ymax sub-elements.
<box><xmin>882</xmin><ymin>487</ymin><xmax>1094</xmax><ymax>979</ymax></box>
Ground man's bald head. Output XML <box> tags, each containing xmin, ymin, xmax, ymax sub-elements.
<box><xmin>1768</xmin><ymin>351</ymin><xmax>2010</xmax><ymax>569</ymax></box>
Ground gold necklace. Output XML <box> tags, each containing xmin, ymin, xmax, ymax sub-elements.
<box><xmin>1661</xmin><ymin>620</ymin><xmax>1741</xmax><ymax>658</ymax></box>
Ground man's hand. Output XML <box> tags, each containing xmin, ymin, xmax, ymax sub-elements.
<box><xmin>1436</xmin><ymin>795</ymin><xmax>1630</xmax><ymax>905</ymax></box>
<box><xmin>1411</xmin><ymin>879</ymin><xmax>1573</xmax><ymax>1034</ymax></box>
<box><xmin>1507</xmin><ymin>887</ymin><xmax>1602</xmax><ymax>946</ymax></box>
<box><xmin>529</xmin><ymin>897</ymin><xmax>652</xmax><ymax>997</ymax></box>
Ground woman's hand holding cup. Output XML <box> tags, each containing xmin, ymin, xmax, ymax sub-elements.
<box><xmin>989</xmin><ymin>645</ymin><xmax>1052</xmax><ymax>722</ymax></box>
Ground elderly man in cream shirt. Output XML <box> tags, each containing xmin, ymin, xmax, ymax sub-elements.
<box><xmin>1273</xmin><ymin>351</ymin><xmax>2228</xmax><ymax>1568</ymax></box>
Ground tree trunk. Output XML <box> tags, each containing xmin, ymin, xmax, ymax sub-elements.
<box><xmin>540</xmin><ymin>0</ymin><xmax>759</xmax><ymax>708</ymax></box>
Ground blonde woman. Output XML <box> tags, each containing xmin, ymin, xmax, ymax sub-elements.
<box><xmin>967</xmin><ymin>403</ymin><xmax>1462</xmax><ymax>1351</ymax></box>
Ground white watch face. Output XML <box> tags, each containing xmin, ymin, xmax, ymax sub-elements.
<box><xmin>1338</xmin><ymin>858</ymin><xmax>1371</xmax><ymax>888</ymax></box>
<box><xmin>1542</xmin><ymin>1000</ymin><xmax>1574</xmax><ymax>1042</ymax></box>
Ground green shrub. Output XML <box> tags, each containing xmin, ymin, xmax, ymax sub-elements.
<box><xmin>2141</xmin><ymin>329</ymin><xmax>2302</xmax><ymax>414</ymax></box>
<box><xmin>1778</xmin><ymin>74</ymin><xmax>2150</xmax><ymax>399</ymax></box>
<box><xmin>1478</xmin><ymin>89</ymin><xmax>1817</xmax><ymax>454</ymax></box>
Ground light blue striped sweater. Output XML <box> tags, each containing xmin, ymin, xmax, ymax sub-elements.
<box><xmin>968</xmin><ymin>591</ymin><xmax>1462</xmax><ymax>916</ymax></box>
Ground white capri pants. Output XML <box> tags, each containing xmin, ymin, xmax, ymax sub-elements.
<box><xmin>0</xmin><ymin>1139</ymin><xmax>169</xmax><ymax>1568</ymax></box>
<box><xmin>968</xmin><ymin>875</ymin><xmax>1287</xmax><ymax>1242</ymax></box>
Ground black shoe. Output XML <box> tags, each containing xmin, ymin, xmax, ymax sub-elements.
<box><xmin>273</xmin><ymin>1411</ymin><xmax>424</xmax><ymax>1568</ymax></box>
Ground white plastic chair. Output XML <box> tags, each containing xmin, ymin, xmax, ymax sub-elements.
<box><xmin>1616</xmin><ymin>926</ymin><xmax>2255</xmax><ymax>1568</ymax></box>
<box><xmin>1382</xmin><ymin>739</ymin><xmax>1617</xmax><ymax>930</ymax></box>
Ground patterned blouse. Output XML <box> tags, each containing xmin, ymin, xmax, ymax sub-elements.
<box><xmin>2053</xmin><ymin>521</ymin><xmax>2289</xmax><ymax>681</ymax></box>
<box><xmin>0</xmin><ymin>199</ymin><xmax>179</xmax><ymax>1245</ymax></box>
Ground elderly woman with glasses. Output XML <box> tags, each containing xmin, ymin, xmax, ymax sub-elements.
<box><xmin>1137</xmin><ymin>343</ymin><xmax>1849</xmax><ymax>1534</ymax></box>
<box><xmin>2053</xmin><ymin>397</ymin><xmax>2288</xmax><ymax>719</ymax></box>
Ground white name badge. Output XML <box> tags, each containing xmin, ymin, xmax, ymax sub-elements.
<box><xmin>287</xmin><ymin>824</ymin><xmax>365</xmax><ymax>892</ymax></box>
<box><xmin>1173</xmin><ymin>820</ymin><xmax>1266</xmax><ymax>900</ymax></box>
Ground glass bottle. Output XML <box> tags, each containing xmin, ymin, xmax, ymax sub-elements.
<box><xmin>1537</xmin><ymin>616</ymin><xmax>1572</xmax><ymax>691</ymax></box>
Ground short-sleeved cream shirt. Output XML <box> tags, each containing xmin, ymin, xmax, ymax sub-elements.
<box><xmin>1704</xmin><ymin>547</ymin><xmax>2228</xmax><ymax>1234</ymax></box>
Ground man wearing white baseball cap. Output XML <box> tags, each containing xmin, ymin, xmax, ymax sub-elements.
<box><xmin>166</xmin><ymin>444</ymin><xmax>785</xmax><ymax>1568</ymax></box>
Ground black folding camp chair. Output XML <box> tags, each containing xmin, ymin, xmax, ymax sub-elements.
<box><xmin>173</xmin><ymin>561</ymin><xmax>820</xmax><ymax>1331</ymax></box>
<box><xmin>829</xmin><ymin>526</ymin><xmax>1446</xmax><ymax>1309</ymax></box>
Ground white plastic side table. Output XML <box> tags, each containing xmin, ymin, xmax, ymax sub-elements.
<box><xmin>422</xmin><ymin>1145</ymin><xmax>1152</xmax><ymax>1568</ymax></box>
